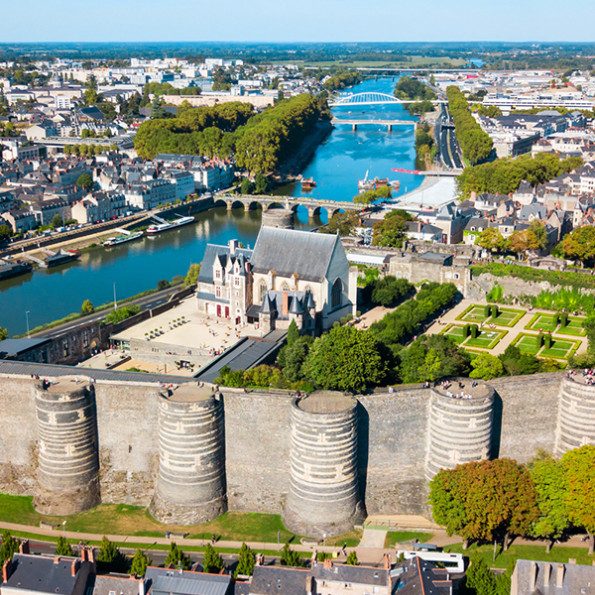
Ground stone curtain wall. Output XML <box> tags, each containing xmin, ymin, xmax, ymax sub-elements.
<box><xmin>0</xmin><ymin>370</ymin><xmax>579</xmax><ymax>521</ymax></box>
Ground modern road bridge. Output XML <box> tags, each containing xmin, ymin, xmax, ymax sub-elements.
<box><xmin>331</xmin><ymin>117</ymin><xmax>416</xmax><ymax>131</ymax></box>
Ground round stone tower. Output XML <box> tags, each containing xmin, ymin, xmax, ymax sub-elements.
<box><xmin>555</xmin><ymin>376</ymin><xmax>595</xmax><ymax>456</ymax></box>
<box><xmin>150</xmin><ymin>384</ymin><xmax>227</xmax><ymax>525</ymax></box>
<box><xmin>34</xmin><ymin>376</ymin><xmax>101</xmax><ymax>515</ymax></box>
<box><xmin>261</xmin><ymin>208</ymin><xmax>294</xmax><ymax>230</ymax></box>
<box><xmin>425</xmin><ymin>381</ymin><xmax>496</xmax><ymax>480</ymax></box>
<box><xmin>283</xmin><ymin>391</ymin><xmax>365</xmax><ymax>537</ymax></box>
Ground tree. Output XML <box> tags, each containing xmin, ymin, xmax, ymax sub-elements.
<box><xmin>96</xmin><ymin>536</ymin><xmax>125</xmax><ymax>572</ymax></box>
<box><xmin>184</xmin><ymin>263</ymin><xmax>201</xmax><ymax>287</ymax></box>
<box><xmin>280</xmin><ymin>543</ymin><xmax>302</xmax><ymax>567</ymax></box>
<box><xmin>561</xmin><ymin>226</ymin><xmax>595</xmax><ymax>266</ymax></box>
<box><xmin>303</xmin><ymin>326</ymin><xmax>388</xmax><ymax>393</ymax></box>
<box><xmin>562</xmin><ymin>444</ymin><xmax>595</xmax><ymax>554</ymax></box>
<box><xmin>0</xmin><ymin>224</ymin><xmax>12</xmax><ymax>244</ymax></box>
<box><xmin>465</xmin><ymin>555</ymin><xmax>498</xmax><ymax>595</ymax></box>
<box><xmin>429</xmin><ymin>459</ymin><xmax>539</xmax><ymax>548</ymax></box>
<box><xmin>50</xmin><ymin>214</ymin><xmax>64</xmax><ymax>229</ymax></box>
<box><xmin>157</xmin><ymin>279</ymin><xmax>170</xmax><ymax>290</ymax></box>
<box><xmin>164</xmin><ymin>542</ymin><xmax>192</xmax><ymax>570</ymax></box>
<box><xmin>0</xmin><ymin>531</ymin><xmax>19</xmax><ymax>565</ymax></box>
<box><xmin>372</xmin><ymin>210</ymin><xmax>414</xmax><ymax>248</ymax></box>
<box><xmin>104</xmin><ymin>305</ymin><xmax>140</xmax><ymax>324</ymax></box>
<box><xmin>470</xmin><ymin>353</ymin><xmax>505</xmax><ymax>380</ymax></box>
<box><xmin>476</xmin><ymin>227</ymin><xmax>506</xmax><ymax>252</ymax></box>
<box><xmin>254</xmin><ymin>173</ymin><xmax>269</xmax><ymax>194</ymax></box>
<box><xmin>240</xmin><ymin>177</ymin><xmax>255</xmax><ymax>195</ymax></box>
<box><xmin>202</xmin><ymin>543</ymin><xmax>224</xmax><ymax>574</ymax></box>
<box><xmin>55</xmin><ymin>536</ymin><xmax>74</xmax><ymax>556</ymax></box>
<box><xmin>499</xmin><ymin>345</ymin><xmax>540</xmax><ymax>376</ymax></box>
<box><xmin>279</xmin><ymin>335</ymin><xmax>313</xmax><ymax>382</ymax></box>
<box><xmin>76</xmin><ymin>173</ymin><xmax>93</xmax><ymax>191</ymax></box>
<box><xmin>234</xmin><ymin>543</ymin><xmax>255</xmax><ymax>578</ymax></box>
<box><xmin>529</xmin><ymin>455</ymin><xmax>569</xmax><ymax>552</ymax></box>
<box><xmin>287</xmin><ymin>319</ymin><xmax>299</xmax><ymax>346</ymax></box>
<box><xmin>346</xmin><ymin>551</ymin><xmax>358</xmax><ymax>565</ymax></box>
<box><xmin>81</xmin><ymin>299</ymin><xmax>94</xmax><ymax>315</ymax></box>
<box><xmin>371</xmin><ymin>276</ymin><xmax>413</xmax><ymax>307</ymax></box>
<box><xmin>0</xmin><ymin>326</ymin><xmax>8</xmax><ymax>341</ymax></box>
<box><xmin>130</xmin><ymin>548</ymin><xmax>151</xmax><ymax>577</ymax></box>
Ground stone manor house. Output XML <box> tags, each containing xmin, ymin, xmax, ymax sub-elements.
<box><xmin>196</xmin><ymin>226</ymin><xmax>357</xmax><ymax>333</ymax></box>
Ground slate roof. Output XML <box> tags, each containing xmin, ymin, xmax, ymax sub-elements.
<box><xmin>249</xmin><ymin>565</ymin><xmax>309</xmax><ymax>595</ymax></box>
<box><xmin>0</xmin><ymin>337</ymin><xmax>51</xmax><ymax>357</ymax></box>
<box><xmin>250</xmin><ymin>227</ymin><xmax>339</xmax><ymax>282</ymax></box>
<box><xmin>145</xmin><ymin>567</ymin><xmax>232</xmax><ymax>595</ymax></box>
<box><xmin>512</xmin><ymin>559</ymin><xmax>595</xmax><ymax>594</ymax></box>
<box><xmin>197</xmin><ymin>244</ymin><xmax>253</xmax><ymax>285</ymax></box>
<box><xmin>90</xmin><ymin>575</ymin><xmax>141</xmax><ymax>595</ymax></box>
<box><xmin>3</xmin><ymin>554</ymin><xmax>92</xmax><ymax>595</ymax></box>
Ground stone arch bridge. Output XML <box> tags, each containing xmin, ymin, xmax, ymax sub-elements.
<box><xmin>214</xmin><ymin>193</ymin><xmax>360</xmax><ymax>219</ymax></box>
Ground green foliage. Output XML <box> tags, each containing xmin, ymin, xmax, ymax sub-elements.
<box><xmin>472</xmin><ymin>104</ymin><xmax>503</xmax><ymax>118</ymax></box>
<box><xmin>372</xmin><ymin>209</ymin><xmax>414</xmax><ymax>248</ymax></box>
<box><xmin>0</xmin><ymin>326</ymin><xmax>8</xmax><ymax>341</ymax></box>
<box><xmin>476</xmin><ymin>228</ymin><xmax>507</xmax><ymax>253</ymax></box>
<box><xmin>322</xmin><ymin>70</ymin><xmax>363</xmax><ymax>91</ymax></box>
<box><xmin>130</xmin><ymin>548</ymin><xmax>151</xmax><ymax>577</ymax></box>
<box><xmin>561</xmin><ymin>226</ymin><xmax>595</xmax><ymax>265</ymax></box>
<box><xmin>50</xmin><ymin>214</ymin><xmax>64</xmax><ymax>229</ymax></box>
<box><xmin>254</xmin><ymin>173</ymin><xmax>269</xmax><ymax>194</ymax></box>
<box><xmin>465</xmin><ymin>555</ymin><xmax>498</xmax><ymax>595</ymax></box>
<box><xmin>457</xmin><ymin>153</ymin><xmax>582</xmax><ymax>199</ymax></box>
<box><xmin>346</xmin><ymin>551</ymin><xmax>358</xmax><ymax>565</ymax></box>
<box><xmin>184</xmin><ymin>263</ymin><xmax>201</xmax><ymax>287</ymax></box>
<box><xmin>319</xmin><ymin>211</ymin><xmax>360</xmax><ymax>236</ymax></box>
<box><xmin>55</xmin><ymin>536</ymin><xmax>73</xmax><ymax>556</ymax></box>
<box><xmin>357</xmin><ymin>266</ymin><xmax>380</xmax><ymax>288</ymax></box>
<box><xmin>303</xmin><ymin>326</ymin><xmax>389</xmax><ymax>393</ymax></box>
<box><xmin>353</xmin><ymin>185</ymin><xmax>392</xmax><ymax>205</ymax></box>
<box><xmin>399</xmin><ymin>334</ymin><xmax>470</xmax><ymax>383</ymax></box>
<box><xmin>370</xmin><ymin>276</ymin><xmax>413</xmax><ymax>307</ymax></box>
<box><xmin>104</xmin><ymin>304</ymin><xmax>141</xmax><ymax>325</ymax></box>
<box><xmin>280</xmin><ymin>336</ymin><xmax>314</xmax><ymax>382</ymax></box>
<box><xmin>234</xmin><ymin>543</ymin><xmax>255</xmax><ymax>578</ymax></box>
<box><xmin>143</xmin><ymin>82</ymin><xmax>200</xmax><ymax>97</ymax></box>
<box><xmin>414</xmin><ymin>123</ymin><xmax>435</xmax><ymax>169</ymax></box>
<box><xmin>0</xmin><ymin>531</ymin><xmax>19</xmax><ymax>566</ymax></box>
<box><xmin>370</xmin><ymin>282</ymin><xmax>459</xmax><ymax>354</ymax></box>
<box><xmin>287</xmin><ymin>320</ymin><xmax>299</xmax><ymax>346</ymax></box>
<box><xmin>529</xmin><ymin>455</ymin><xmax>569</xmax><ymax>542</ymax></box>
<box><xmin>97</xmin><ymin>536</ymin><xmax>126</xmax><ymax>572</ymax></box>
<box><xmin>407</xmin><ymin>100</ymin><xmax>435</xmax><ymax>116</ymax></box>
<box><xmin>486</xmin><ymin>283</ymin><xmax>505</xmax><ymax>303</ymax></box>
<box><xmin>446</xmin><ymin>86</ymin><xmax>493</xmax><ymax>165</ymax></box>
<box><xmin>562</xmin><ymin>445</ymin><xmax>595</xmax><ymax>536</ymax></box>
<box><xmin>81</xmin><ymin>299</ymin><xmax>94</xmax><ymax>315</ymax></box>
<box><xmin>394</xmin><ymin>76</ymin><xmax>436</xmax><ymax>101</ymax></box>
<box><xmin>470</xmin><ymin>352</ymin><xmax>505</xmax><ymax>380</ymax></box>
<box><xmin>157</xmin><ymin>279</ymin><xmax>170</xmax><ymax>290</ymax></box>
<box><xmin>280</xmin><ymin>543</ymin><xmax>302</xmax><ymax>567</ymax></box>
<box><xmin>203</xmin><ymin>543</ymin><xmax>224</xmax><ymax>574</ymax></box>
<box><xmin>240</xmin><ymin>177</ymin><xmax>255</xmax><ymax>195</ymax></box>
<box><xmin>164</xmin><ymin>542</ymin><xmax>191</xmax><ymax>570</ymax></box>
<box><xmin>429</xmin><ymin>459</ymin><xmax>539</xmax><ymax>545</ymax></box>
<box><xmin>0</xmin><ymin>224</ymin><xmax>12</xmax><ymax>243</ymax></box>
<box><xmin>76</xmin><ymin>173</ymin><xmax>93</xmax><ymax>191</ymax></box>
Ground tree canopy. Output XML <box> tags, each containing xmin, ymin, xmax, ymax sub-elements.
<box><xmin>130</xmin><ymin>548</ymin><xmax>151</xmax><ymax>577</ymax></box>
<box><xmin>164</xmin><ymin>542</ymin><xmax>192</xmax><ymax>570</ymax></box>
<box><xmin>372</xmin><ymin>209</ymin><xmax>414</xmax><ymax>248</ymax></box>
<box><xmin>76</xmin><ymin>173</ymin><xmax>93</xmax><ymax>191</ymax></box>
<box><xmin>561</xmin><ymin>226</ymin><xmax>595</xmax><ymax>266</ymax></box>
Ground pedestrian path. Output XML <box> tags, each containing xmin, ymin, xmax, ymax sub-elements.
<box><xmin>358</xmin><ymin>528</ymin><xmax>387</xmax><ymax>549</ymax></box>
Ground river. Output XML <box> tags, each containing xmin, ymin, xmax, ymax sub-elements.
<box><xmin>0</xmin><ymin>77</ymin><xmax>421</xmax><ymax>336</ymax></box>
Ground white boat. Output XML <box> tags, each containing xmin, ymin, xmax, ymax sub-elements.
<box><xmin>103</xmin><ymin>229</ymin><xmax>143</xmax><ymax>247</ymax></box>
<box><xmin>146</xmin><ymin>215</ymin><xmax>195</xmax><ymax>235</ymax></box>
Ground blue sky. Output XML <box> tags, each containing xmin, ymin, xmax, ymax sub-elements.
<box><xmin>4</xmin><ymin>0</ymin><xmax>595</xmax><ymax>42</ymax></box>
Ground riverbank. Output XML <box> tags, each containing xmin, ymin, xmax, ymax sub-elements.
<box><xmin>275</xmin><ymin>119</ymin><xmax>333</xmax><ymax>181</ymax></box>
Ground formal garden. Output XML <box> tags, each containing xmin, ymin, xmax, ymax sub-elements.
<box><xmin>438</xmin><ymin>302</ymin><xmax>587</xmax><ymax>362</ymax></box>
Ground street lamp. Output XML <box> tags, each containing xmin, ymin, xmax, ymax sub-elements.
<box><xmin>62</xmin><ymin>520</ymin><xmax>67</xmax><ymax>538</ymax></box>
<box><xmin>25</xmin><ymin>310</ymin><xmax>31</xmax><ymax>338</ymax></box>
<box><xmin>323</xmin><ymin>533</ymin><xmax>326</xmax><ymax>550</ymax></box>
<box><xmin>113</xmin><ymin>282</ymin><xmax>118</xmax><ymax>311</ymax></box>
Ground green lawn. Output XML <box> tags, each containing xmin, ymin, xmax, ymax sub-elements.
<box><xmin>0</xmin><ymin>494</ymin><xmax>361</xmax><ymax>544</ymax></box>
<box><xmin>444</xmin><ymin>542</ymin><xmax>595</xmax><ymax>570</ymax></box>
<box><xmin>557</xmin><ymin>318</ymin><xmax>587</xmax><ymax>337</ymax></box>
<box><xmin>384</xmin><ymin>531</ymin><xmax>434</xmax><ymax>548</ymax></box>
<box><xmin>512</xmin><ymin>333</ymin><xmax>542</xmax><ymax>355</ymax></box>
<box><xmin>457</xmin><ymin>305</ymin><xmax>489</xmax><ymax>324</ymax></box>
<box><xmin>488</xmin><ymin>308</ymin><xmax>525</xmax><ymax>328</ymax></box>
<box><xmin>526</xmin><ymin>313</ymin><xmax>559</xmax><ymax>333</ymax></box>
<box><xmin>540</xmin><ymin>338</ymin><xmax>581</xmax><ymax>360</ymax></box>
<box><xmin>464</xmin><ymin>329</ymin><xmax>507</xmax><ymax>350</ymax></box>
<box><xmin>442</xmin><ymin>324</ymin><xmax>467</xmax><ymax>344</ymax></box>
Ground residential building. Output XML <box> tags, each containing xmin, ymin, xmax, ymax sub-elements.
<box><xmin>124</xmin><ymin>179</ymin><xmax>176</xmax><ymax>210</ymax></box>
<box><xmin>511</xmin><ymin>559</ymin><xmax>595</xmax><ymax>594</ymax></box>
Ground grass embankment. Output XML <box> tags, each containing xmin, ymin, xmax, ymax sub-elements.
<box><xmin>0</xmin><ymin>495</ymin><xmax>359</xmax><ymax>548</ymax></box>
<box><xmin>445</xmin><ymin>542</ymin><xmax>595</xmax><ymax>569</ymax></box>
<box><xmin>384</xmin><ymin>531</ymin><xmax>433</xmax><ymax>548</ymax></box>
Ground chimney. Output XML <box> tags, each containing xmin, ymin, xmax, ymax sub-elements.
<box><xmin>306</xmin><ymin>576</ymin><xmax>313</xmax><ymax>595</ymax></box>
<box><xmin>19</xmin><ymin>540</ymin><xmax>30</xmax><ymax>554</ymax></box>
<box><xmin>229</xmin><ymin>239</ymin><xmax>238</xmax><ymax>255</ymax></box>
<box><xmin>323</xmin><ymin>558</ymin><xmax>332</xmax><ymax>570</ymax></box>
<box><xmin>2</xmin><ymin>559</ymin><xmax>12</xmax><ymax>583</ymax></box>
<box><xmin>282</xmin><ymin>292</ymin><xmax>289</xmax><ymax>316</ymax></box>
<box><xmin>384</xmin><ymin>553</ymin><xmax>391</xmax><ymax>570</ymax></box>
<box><xmin>544</xmin><ymin>563</ymin><xmax>551</xmax><ymax>587</ymax></box>
<box><xmin>529</xmin><ymin>562</ymin><xmax>538</xmax><ymax>591</ymax></box>
<box><xmin>71</xmin><ymin>560</ymin><xmax>79</xmax><ymax>577</ymax></box>
<box><xmin>138</xmin><ymin>579</ymin><xmax>145</xmax><ymax>595</ymax></box>
<box><xmin>556</xmin><ymin>564</ymin><xmax>565</xmax><ymax>588</ymax></box>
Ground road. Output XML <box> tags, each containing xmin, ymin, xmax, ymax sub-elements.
<box><xmin>438</xmin><ymin>104</ymin><xmax>463</xmax><ymax>170</ymax></box>
<box><xmin>36</xmin><ymin>285</ymin><xmax>183</xmax><ymax>339</ymax></box>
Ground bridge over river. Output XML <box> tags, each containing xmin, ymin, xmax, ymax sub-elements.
<box><xmin>214</xmin><ymin>193</ymin><xmax>360</xmax><ymax>218</ymax></box>
<box><xmin>332</xmin><ymin>117</ymin><xmax>417</xmax><ymax>131</ymax></box>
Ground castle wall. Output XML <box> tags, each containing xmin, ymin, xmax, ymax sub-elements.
<box><xmin>0</xmin><ymin>369</ymin><xmax>583</xmax><ymax>526</ymax></box>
